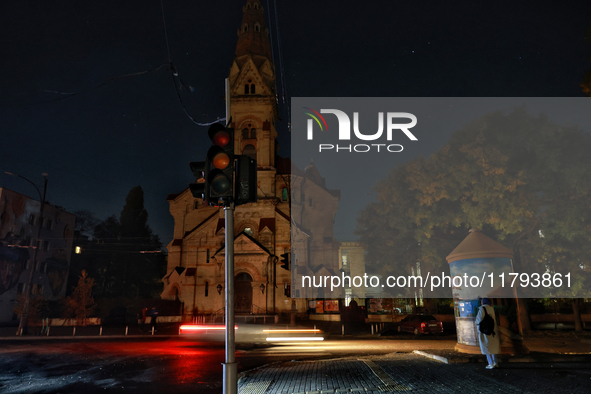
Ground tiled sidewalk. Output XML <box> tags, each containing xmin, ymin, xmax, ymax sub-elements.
<box><xmin>238</xmin><ymin>353</ymin><xmax>528</xmax><ymax>394</ymax></box>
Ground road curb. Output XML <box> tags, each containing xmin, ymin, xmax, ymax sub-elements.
<box><xmin>412</xmin><ymin>349</ymin><xmax>591</xmax><ymax>364</ymax></box>
<box><xmin>413</xmin><ymin>350</ymin><xmax>453</xmax><ymax>363</ymax></box>
<box><xmin>0</xmin><ymin>335</ymin><xmax>177</xmax><ymax>341</ymax></box>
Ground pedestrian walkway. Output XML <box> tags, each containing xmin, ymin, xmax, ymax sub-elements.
<box><xmin>238</xmin><ymin>332</ymin><xmax>591</xmax><ymax>394</ymax></box>
<box><xmin>238</xmin><ymin>353</ymin><xmax>529</xmax><ymax>394</ymax></box>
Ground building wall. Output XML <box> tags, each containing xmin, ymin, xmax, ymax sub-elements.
<box><xmin>0</xmin><ymin>188</ymin><xmax>76</xmax><ymax>324</ymax></box>
<box><xmin>339</xmin><ymin>242</ymin><xmax>367</xmax><ymax>301</ymax></box>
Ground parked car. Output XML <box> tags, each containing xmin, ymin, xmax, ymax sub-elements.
<box><xmin>397</xmin><ymin>314</ymin><xmax>443</xmax><ymax>335</ymax></box>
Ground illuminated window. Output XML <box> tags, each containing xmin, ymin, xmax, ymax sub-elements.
<box><xmin>244</xmin><ymin>227</ymin><xmax>253</xmax><ymax>236</ymax></box>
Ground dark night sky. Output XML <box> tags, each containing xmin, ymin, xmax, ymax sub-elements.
<box><xmin>1</xmin><ymin>1</ymin><xmax>590</xmax><ymax>243</ymax></box>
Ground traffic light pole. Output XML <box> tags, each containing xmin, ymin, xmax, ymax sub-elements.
<box><xmin>223</xmin><ymin>202</ymin><xmax>237</xmax><ymax>394</ymax></box>
<box><xmin>222</xmin><ymin>78</ymin><xmax>238</xmax><ymax>394</ymax></box>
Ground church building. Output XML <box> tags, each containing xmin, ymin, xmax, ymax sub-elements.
<box><xmin>161</xmin><ymin>0</ymin><xmax>340</xmax><ymax>321</ymax></box>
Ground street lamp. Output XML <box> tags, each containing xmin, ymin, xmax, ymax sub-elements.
<box><xmin>5</xmin><ymin>171</ymin><xmax>48</xmax><ymax>336</ymax></box>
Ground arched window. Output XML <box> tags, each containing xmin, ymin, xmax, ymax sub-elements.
<box><xmin>244</xmin><ymin>84</ymin><xmax>249</xmax><ymax>94</ymax></box>
<box><xmin>255</xmin><ymin>24</ymin><xmax>260</xmax><ymax>32</ymax></box>
<box><xmin>243</xmin><ymin>144</ymin><xmax>256</xmax><ymax>160</ymax></box>
<box><xmin>254</xmin><ymin>3</ymin><xmax>259</xmax><ymax>10</ymax></box>
<box><xmin>250</xmin><ymin>84</ymin><xmax>256</xmax><ymax>94</ymax></box>
<box><xmin>242</xmin><ymin>128</ymin><xmax>249</xmax><ymax>138</ymax></box>
<box><xmin>243</xmin><ymin>24</ymin><xmax>248</xmax><ymax>33</ymax></box>
<box><xmin>249</xmin><ymin>128</ymin><xmax>256</xmax><ymax>139</ymax></box>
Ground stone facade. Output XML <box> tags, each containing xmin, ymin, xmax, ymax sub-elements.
<box><xmin>161</xmin><ymin>0</ymin><xmax>340</xmax><ymax>320</ymax></box>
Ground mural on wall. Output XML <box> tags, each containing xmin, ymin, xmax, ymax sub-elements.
<box><xmin>0</xmin><ymin>242</ymin><xmax>29</xmax><ymax>295</ymax></box>
<box><xmin>0</xmin><ymin>188</ymin><xmax>76</xmax><ymax>322</ymax></box>
<box><xmin>43</xmin><ymin>250</ymin><xmax>70</xmax><ymax>297</ymax></box>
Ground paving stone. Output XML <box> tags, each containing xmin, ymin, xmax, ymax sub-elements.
<box><xmin>238</xmin><ymin>353</ymin><xmax>591</xmax><ymax>394</ymax></box>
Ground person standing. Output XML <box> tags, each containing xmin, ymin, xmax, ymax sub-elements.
<box><xmin>149</xmin><ymin>307</ymin><xmax>158</xmax><ymax>332</ymax></box>
<box><xmin>139</xmin><ymin>307</ymin><xmax>148</xmax><ymax>330</ymax></box>
<box><xmin>475</xmin><ymin>298</ymin><xmax>500</xmax><ymax>369</ymax></box>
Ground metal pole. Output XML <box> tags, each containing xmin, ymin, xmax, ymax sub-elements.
<box><xmin>7</xmin><ymin>172</ymin><xmax>47</xmax><ymax>336</ymax></box>
<box><xmin>223</xmin><ymin>203</ymin><xmax>237</xmax><ymax>394</ymax></box>
<box><xmin>222</xmin><ymin>78</ymin><xmax>237</xmax><ymax>394</ymax></box>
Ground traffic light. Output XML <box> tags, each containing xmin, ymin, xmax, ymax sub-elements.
<box><xmin>235</xmin><ymin>155</ymin><xmax>257</xmax><ymax>206</ymax></box>
<box><xmin>280</xmin><ymin>252</ymin><xmax>290</xmax><ymax>271</ymax></box>
<box><xmin>206</xmin><ymin>123</ymin><xmax>234</xmax><ymax>203</ymax></box>
<box><xmin>188</xmin><ymin>160</ymin><xmax>209</xmax><ymax>202</ymax></box>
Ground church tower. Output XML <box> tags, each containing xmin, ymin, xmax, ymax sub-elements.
<box><xmin>228</xmin><ymin>0</ymin><xmax>279</xmax><ymax>198</ymax></box>
<box><xmin>161</xmin><ymin>0</ymin><xmax>340</xmax><ymax>321</ymax></box>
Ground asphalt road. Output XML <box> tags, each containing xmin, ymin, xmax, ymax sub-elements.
<box><xmin>1</xmin><ymin>335</ymin><xmax>590</xmax><ymax>393</ymax></box>
<box><xmin>0</xmin><ymin>335</ymin><xmax>456</xmax><ymax>393</ymax></box>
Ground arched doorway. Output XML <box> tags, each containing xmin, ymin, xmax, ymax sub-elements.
<box><xmin>234</xmin><ymin>272</ymin><xmax>253</xmax><ymax>313</ymax></box>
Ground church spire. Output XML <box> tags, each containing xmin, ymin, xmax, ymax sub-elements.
<box><xmin>235</xmin><ymin>0</ymin><xmax>273</xmax><ymax>60</ymax></box>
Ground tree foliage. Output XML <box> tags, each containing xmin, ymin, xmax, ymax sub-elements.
<box><xmin>356</xmin><ymin>109</ymin><xmax>591</xmax><ymax>297</ymax></box>
<box><xmin>13</xmin><ymin>294</ymin><xmax>49</xmax><ymax>327</ymax></box>
<box><xmin>62</xmin><ymin>270</ymin><xmax>96</xmax><ymax>324</ymax></box>
<box><xmin>69</xmin><ymin>186</ymin><xmax>165</xmax><ymax>300</ymax></box>
<box><xmin>73</xmin><ymin>210</ymin><xmax>100</xmax><ymax>237</ymax></box>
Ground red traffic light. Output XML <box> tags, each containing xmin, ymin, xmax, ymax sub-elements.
<box><xmin>213</xmin><ymin>131</ymin><xmax>231</xmax><ymax>147</ymax></box>
<box><xmin>208</xmin><ymin>123</ymin><xmax>231</xmax><ymax>148</ymax></box>
<box><xmin>206</xmin><ymin>123</ymin><xmax>234</xmax><ymax>202</ymax></box>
